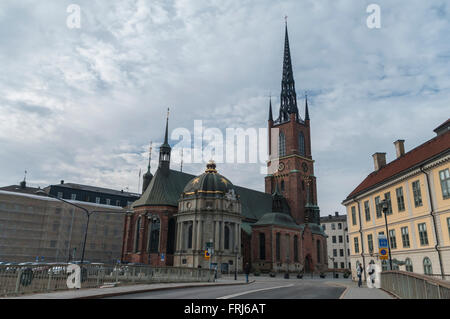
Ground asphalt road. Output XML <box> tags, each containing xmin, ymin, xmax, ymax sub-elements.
<box><xmin>105</xmin><ymin>279</ymin><xmax>346</xmax><ymax>299</ymax></box>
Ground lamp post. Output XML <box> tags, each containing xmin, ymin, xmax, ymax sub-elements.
<box><xmin>234</xmin><ymin>245</ymin><xmax>238</xmax><ymax>280</ymax></box>
<box><xmin>381</xmin><ymin>199</ymin><xmax>393</xmax><ymax>270</ymax></box>
<box><xmin>329</xmin><ymin>256</ymin><xmax>335</xmax><ymax>279</ymax></box>
<box><xmin>36</xmin><ymin>190</ymin><xmax>127</xmax><ymax>265</ymax></box>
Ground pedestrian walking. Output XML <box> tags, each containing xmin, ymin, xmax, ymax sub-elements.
<box><xmin>244</xmin><ymin>263</ymin><xmax>250</xmax><ymax>283</ymax></box>
<box><xmin>357</xmin><ymin>263</ymin><xmax>363</xmax><ymax>288</ymax></box>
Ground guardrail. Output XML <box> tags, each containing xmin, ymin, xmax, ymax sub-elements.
<box><xmin>380</xmin><ymin>270</ymin><xmax>450</xmax><ymax>299</ymax></box>
<box><xmin>0</xmin><ymin>264</ymin><xmax>215</xmax><ymax>297</ymax></box>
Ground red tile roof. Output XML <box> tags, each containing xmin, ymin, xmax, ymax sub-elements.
<box><xmin>345</xmin><ymin>128</ymin><xmax>450</xmax><ymax>201</ymax></box>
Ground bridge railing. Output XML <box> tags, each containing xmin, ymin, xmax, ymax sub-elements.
<box><xmin>0</xmin><ymin>264</ymin><xmax>215</xmax><ymax>297</ymax></box>
<box><xmin>380</xmin><ymin>270</ymin><xmax>450</xmax><ymax>299</ymax></box>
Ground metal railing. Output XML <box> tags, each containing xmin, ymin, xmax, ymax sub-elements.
<box><xmin>380</xmin><ymin>270</ymin><xmax>450</xmax><ymax>299</ymax></box>
<box><xmin>0</xmin><ymin>264</ymin><xmax>215</xmax><ymax>297</ymax></box>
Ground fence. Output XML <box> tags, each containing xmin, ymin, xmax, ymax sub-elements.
<box><xmin>0</xmin><ymin>263</ymin><xmax>215</xmax><ymax>297</ymax></box>
<box><xmin>380</xmin><ymin>270</ymin><xmax>450</xmax><ymax>299</ymax></box>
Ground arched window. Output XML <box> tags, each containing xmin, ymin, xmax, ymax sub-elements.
<box><xmin>405</xmin><ymin>258</ymin><xmax>413</xmax><ymax>272</ymax></box>
<box><xmin>293</xmin><ymin>235</ymin><xmax>299</xmax><ymax>262</ymax></box>
<box><xmin>259</xmin><ymin>233</ymin><xmax>266</xmax><ymax>260</ymax></box>
<box><xmin>187</xmin><ymin>223</ymin><xmax>193</xmax><ymax>249</ymax></box>
<box><xmin>316</xmin><ymin>240</ymin><xmax>321</xmax><ymax>263</ymax></box>
<box><xmin>423</xmin><ymin>257</ymin><xmax>432</xmax><ymax>275</ymax></box>
<box><xmin>280</xmin><ymin>180</ymin><xmax>285</xmax><ymax>192</ymax></box>
<box><xmin>298</xmin><ymin>132</ymin><xmax>305</xmax><ymax>156</ymax></box>
<box><xmin>167</xmin><ymin>218</ymin><xmax>176</xmax><ymax>254</ymax></box>
<box><xmin>149</xmin><ymin>217</ymin><xmax>160</xmax><ymax>253</ymax></box>
<box><xmin>279</xmin><ymin>132</ymin><xmax>286</xmax><ymax>157</ymax></box>
<box><xmin>134</xmin><ymin>217</ymin><xmax>141</xmax><ymax>253</ymax></box>
<box><xmin>224</xmin><ymin>225</ymin><xmax>230</xmax><ymax>250</ymax></box>
<box><xmin>276</xmin><ymin>233</ymin><xmax>281</xmax><ymax>261</ymax></box>
<box><xmin>285</xmin><ymin>234</ymin><xmax>290</xmax><ymax>262</ymax></box>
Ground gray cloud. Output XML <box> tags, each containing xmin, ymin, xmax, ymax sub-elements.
<box><xmin>0</xmin><ymin>0</ymin><xmax>449</xmax><ymax>216</ymax></box>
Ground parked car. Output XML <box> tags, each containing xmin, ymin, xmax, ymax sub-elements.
<box><xmin>48</xmin><ymin>265</ymin><xmax>68</xmax><ymax>275</ymax></box>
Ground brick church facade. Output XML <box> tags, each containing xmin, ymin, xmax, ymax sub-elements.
<box><xmin>121</xmin><ymin>24</ymin><xmax>328</xmax><ymax>274</ymax></box>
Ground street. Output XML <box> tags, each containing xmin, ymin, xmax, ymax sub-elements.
<box><xmin>105</xmin><ymin>277</ymin><xmax>346</xmax><ymax>299</ymax></box>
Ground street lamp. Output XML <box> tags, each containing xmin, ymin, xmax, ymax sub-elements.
<box><xmin>234</xmin><ymin>245</ymin><xmax>238</xmax><ymax>280</ymax></box>
<box><xmin>381</xmin><ymin>199</ymin><xmax>393</xmax><ymax>270</ymax></box>
<box><xmin>329</xmin><ymin>256</ymin><xmax>335</xmax><ymax>278</ymax></box>
<box><xmin>36</xmin><ymin>189</ymin><xmax>127</xmax><ymax>265</ymax></box>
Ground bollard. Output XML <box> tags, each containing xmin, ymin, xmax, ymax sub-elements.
<box><xmin>47</xmin><ymin>272</ymin><xmax>52</xmax><ymax>291</ymax></box>
<box><xmin>15</xmin><ymin>268</ymin><xmax>23</xmax><ymax>294</ymax></box>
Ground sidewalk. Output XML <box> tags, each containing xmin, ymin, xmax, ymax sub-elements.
<box><xmin>3</xmin><ymin>278</ymin><xmax>250</xmax><ymax>299</ymax></box>
<box><xmin>325</xmin><ymin>279</ymin><xmax>395</xmax><ymax>299</ymax></box>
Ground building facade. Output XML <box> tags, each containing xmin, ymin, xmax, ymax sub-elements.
<box><xmin>122</xmin><ymin>24</ymin><xmax>327</xmax><ymax>274</ymax></box>
<box><xmin>320</xmin><ymin>212</ymin><xmax>350</xmax><ymax>270</ymax></box>
<box><xmin>0</xmin><ymin>185</ymin><xmax>125</xmax><ymax>263</ymax></box>
<box><xmin>342</xmin><ymin>119</ymin><xmax>450</xmax><ymax>281</ymax></box>
<box><xmin>44</xmin><ymin>181</ymin><xmax>140</xmax><ymax>208</ymax></box>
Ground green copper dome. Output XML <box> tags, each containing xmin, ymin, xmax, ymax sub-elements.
<box><xmin>183</xmin><ymin>160</ymin><xmax>235</xmax><ymax>197</ymax></box>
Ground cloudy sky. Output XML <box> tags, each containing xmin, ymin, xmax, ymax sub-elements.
<box><xmin>0</xmin><ymin>0</ymin><xmax>449</xmax><ymax>216</ymax></box>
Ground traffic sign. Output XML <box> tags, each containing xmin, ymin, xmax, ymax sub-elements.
<box><xmin>204</xmin><ymin>250</ymin><xmax>211</xmax><ymax>259</ymax></box>
<box><xmin>379</xmin><ymin>248</ymin><xmax>388</xmax><ymax>260</ymax></box>
<box><xmin>161</xmin><ymin>253</ymin><xmax>165</xmax><ymax>261</ymax></box>
<box><xmin>378</xmin><ymin>235</ymin><xmax>388</xmax><ymax>249</ymax></box>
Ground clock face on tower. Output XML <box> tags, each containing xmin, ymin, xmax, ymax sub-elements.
<box><xmin>278</xmin><ymin>162</ymin><xmax>285</xmax><ymax>172</ymax></box>
<box><xmin>302</xmin><ymin>162</ymin><xmax>308</xmax><ymax>172</ymax></box>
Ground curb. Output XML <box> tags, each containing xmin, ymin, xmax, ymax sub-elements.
<box><xmin>76</xmin><ymin>280</ymin><xmax>255</xmax><ymax>299</ymax></box>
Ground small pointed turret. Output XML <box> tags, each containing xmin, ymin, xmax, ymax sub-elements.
<box><xmin>159</xmin><ymin>108</ymin><xmax>171</xmax><ymax>173</ymax></box>
<box><xmin>142</xmin><ymin>142</ymin><xmax>153</xmax><ymax>193</ymax></box>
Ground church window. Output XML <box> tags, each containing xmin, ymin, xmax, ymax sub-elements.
<box><xmin>259</xmin><ymin>233</ymin><xmax>266</xmax><ymax>260</ymax></box>
<box><xmin>276</xmin><ymin>233</ymin><xmax>281</xmax><ymax>261</ymax></box>
<box><xmin>317</xmin><ymin>240</ymin><xmax>321</xmax><ymax>263</ymax></box>
<box><xmin>224</xmin><ymin>225</ymin><xmax>230</xmax><ymax>250</ymax></box>
<box><xmin>285</xmin><ymin>234</ymin><xmax>290</xmax><ymax>262</ymax></box>
<box><xmin>187</xmin><ymin>223</ymin><xmax>193</xmax><ymax>249</ymax></box>
<box><xmin>298</xmin><ymin>132</ymin><xmax>305</xmax><ymax>156</ymax></box>
<box><xmin>281</xmin><ymin>180</ymin><xmax>285</xmax><ymax>192</ymax></box>
<box><xmin>134</xmin><ymin>217</ymin><xmax>141</xmax><ymax>253</ymax></box>
<box><xmin>293</xmin><ymin>236</ymin><xmax>299</xmax><ymax>262</ymax></box>
<box><xmin>279</xmin><ymin>132</ymin><xmax>286</xmax><ymax>157</ymax></box>
<box><xmin>149</xmin><ymin>217</ymin><xmax>160</xmax><ymax>253</ymax></box>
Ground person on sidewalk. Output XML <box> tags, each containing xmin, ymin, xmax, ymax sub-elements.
<box><xmin>244</xmin><ymin>263</ymin><xmax>250</xmax><ymax>283</ymax></box>
<box><xmin>357</xmin><ymin>263</ymin><xmax>363</xmax><ymax>288</ymax></box>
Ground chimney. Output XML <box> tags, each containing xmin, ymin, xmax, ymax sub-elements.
<box><xmin>60</xmin><ymin>180</ymin><xmax>64</xmax><ymax>184</ymax></box>
<box><xmin>335</xmin><ymin>212</ymin><xmax>339</xmax><ymax>217</ymax></box>
<box><xmin>372</xmin><ymin>152</ymin><xmax>386</xmax><ymax>171</ymax></box>
<box><xmin>394</xmin><ymin>140</ymin><xmax>405</xmax><ymax>158</ymax></box>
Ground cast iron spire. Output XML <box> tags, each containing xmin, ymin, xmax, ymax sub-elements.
<box><xmin>268</xmin><ymin>96</ymin><xmax>273</xmax><ymax>121</ymax></box>
<box><xmin>278</xmin><ymin>21</ymin><xmax>299</xmax><ymax>122</ymax></box>
<box><xmin>305</xmin><ymin>93</ymin><xmax>310</xmax><ymax>121</ymax></box>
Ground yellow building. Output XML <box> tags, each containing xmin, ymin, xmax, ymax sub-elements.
<box><xmin>342</xmin><ymin>119</ymin><xmax>450</xmax><ymax>280</ymax></box>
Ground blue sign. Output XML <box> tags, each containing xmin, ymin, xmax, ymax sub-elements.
<box><xmin>378</xmin><ymin>235</ymin><xmax>388</xmax><ymax>249</ymax></box>
<box><xmin>161</xmin><ymin>253</ymin><xmax>165</xmax><ymax>261</ymax></box>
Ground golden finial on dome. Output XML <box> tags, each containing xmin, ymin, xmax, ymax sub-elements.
<box><xmin>205</xmin><ymin>159</ymin><xmax>217</xmax><ymax>173</ymax></box>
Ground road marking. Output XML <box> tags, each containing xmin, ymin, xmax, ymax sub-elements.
<box><xmin>217</xmin><ymin>284</ymin><xmax>295</xmax><ymax>299</ymax></box>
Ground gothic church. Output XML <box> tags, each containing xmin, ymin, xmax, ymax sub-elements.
<box><xmin>121</xmin><ymin>24</ymin><xmax>327</xmax><ymax>274</ymax></box>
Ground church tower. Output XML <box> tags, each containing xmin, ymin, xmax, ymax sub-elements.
<box><xmin>265</xmin><ymin>23</ymin><xmax>320</xmax><ymax>225</ymax></box>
